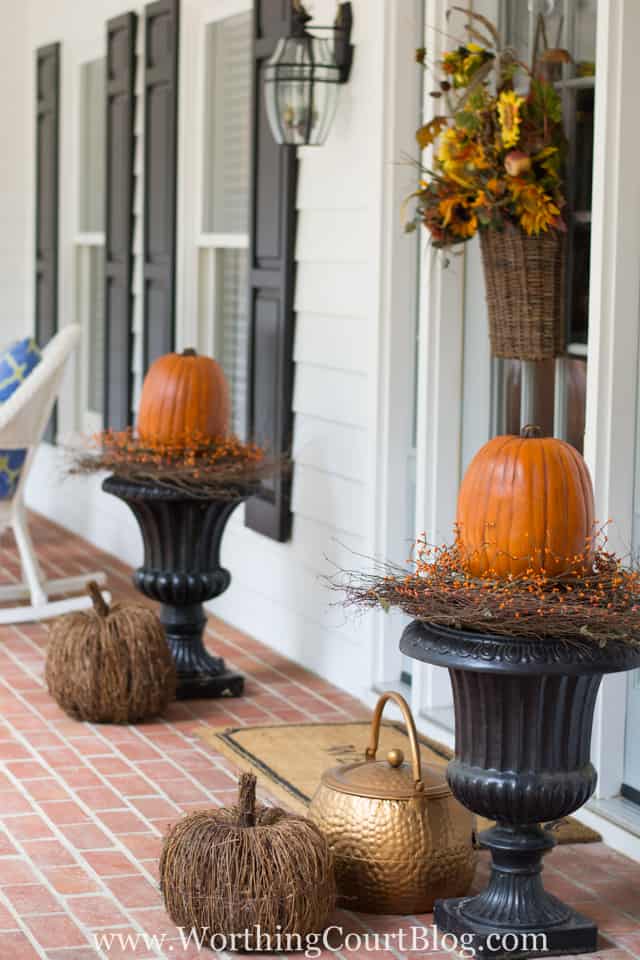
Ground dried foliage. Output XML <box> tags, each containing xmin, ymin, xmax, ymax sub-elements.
<box><xmin>159</xmin><ymin>773</ymin><xmax>335</xmax><ymax>946</ymax></box>
<box><xmin>66</xmin><ymin>429</ymin><xmax>287</xmax><ymax>500</ymax></box>
<box><xmin>335</xmin><ymin>534</ymin><xmax>640</xmax><ymax>647</ymax></box>
<box><xmin>405</xmin><ymin>8</ymin><xmax>576</xmax><ymax>247</ymax></box>
<box><xmin>46</xmin><ymin>582</ymin><xmax>176</xmax><ymax>723</ymax></box>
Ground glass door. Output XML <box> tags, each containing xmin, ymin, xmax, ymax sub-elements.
<box><xmin>461</xmin><ymin>0</ymin><xmax>596</xmax><ymax>472</ymax></box>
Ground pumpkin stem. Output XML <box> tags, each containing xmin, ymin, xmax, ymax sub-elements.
<box><xmin>237</xmin><ymin>773</ymin><xmax>257</xmax><ymax>827</ymax></box>
<box><xmin>181</xmin><ymin>348</ymin><xmax>197</xmax><ymax>357</ymax></box>
<box><xmin>521</xmin><ymin>424</ymin><xmax>543</xmax><ymax>439</ymax></box>
<box><xmin>87</xmin><ymin>581</ymin><xmax>110</xmax><ymax>618</ymax></box>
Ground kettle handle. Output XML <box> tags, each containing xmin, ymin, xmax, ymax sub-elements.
<box><xmin>365</xmin><ymin>691</ymin><xmax>424</xmax><ymax>792</ymax></box>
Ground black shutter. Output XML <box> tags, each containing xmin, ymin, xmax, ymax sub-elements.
<box><xmin>35</xmin><ymin>42</ymin><xmax>60</xmax><ymax>442</ymax></box>
<box><xmin>104</xmin><ymin>12</ymin><xmax>137</xmax><ymax>430</ymax></box>
<box><xmin>245</xmin><ymin>1</ymin><xmax>298</xmax><ymax>542</ymax></box>
<box><xmin>143</xmin><ymin>0</ymin><xmax>179</xmax><ymax>370</ymax></box>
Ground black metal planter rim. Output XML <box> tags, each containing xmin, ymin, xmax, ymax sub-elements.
<box><xmin>400</xmin><ymin>619</ymin><xmax>640</xmax><ymax>676</ymax></box>
<box><xmin>102</xmin><ymin>474</ymin><xmax>257</xmax><ymax>505</ymax></box>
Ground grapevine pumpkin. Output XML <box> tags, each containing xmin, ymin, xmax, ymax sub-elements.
<box><xmin>137</xmin><ymin>348</ymin><xmax>230</xmax><ymax>446</ymax></box>
<box><xmin>46</xmin><ymin>582</ymin><xmax>176</xmax><ymax>723</ymax></box>
<box><xmin>160</xmin><ymin>773</ymin><xmax>335</xmax><ymax>947</ymax></box>
<box><xmin>456</xmin><ymin>425</ymin><xmax>595</xmax><ymax>578</ymax></box>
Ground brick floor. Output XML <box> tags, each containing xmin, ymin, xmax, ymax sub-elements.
<box><xmin>0</xmin><ymin>513</ymin><xmax>637</xmax><ymax>958</ymax></box>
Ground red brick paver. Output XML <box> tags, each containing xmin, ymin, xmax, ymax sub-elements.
<box><xmin>0</xmin><ymin>513</ymin><xmax>637</xmax><ymax>959</ymax></box>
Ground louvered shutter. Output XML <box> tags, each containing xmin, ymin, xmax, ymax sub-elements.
<box><xmin>143</xmin><ymin>0</ymin><xmax>179</xmax><ymax>370</ymax></box>
<box><xmin>245</xmin><ymin>0</ymin><xmax>298</xmax><ymax>542</ymax></box>
<box><xmin>104</xmin><ymin>13</ymin><xmax>137</xmax><ymax>430</ymax></box>
<box><xmin>35</xmin><ymin>43</ymin><xmax>60</xmax><ymax>442</ymax></box>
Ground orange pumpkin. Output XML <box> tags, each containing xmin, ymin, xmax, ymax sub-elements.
<box><xmin>456</xmin><ymin>425</ymin><xmax>595</xmax><ymax>578</ymax></box>
<box><xmin>137</xmin><ymin>349</ymin><xmax>230</xmax><ymax>446</ymax></box>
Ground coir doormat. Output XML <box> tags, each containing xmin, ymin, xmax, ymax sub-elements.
<box><xmin>195</xmin><ymin>720</ymin><xmax>600</xmax><ymax>845</ymax></box>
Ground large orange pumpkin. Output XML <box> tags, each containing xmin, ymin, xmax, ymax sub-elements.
<box><xmin>137</xmin><ymin>348</ymin><xmax>230</xmax><ymax>446</ymax></box>
<box><xmin>456</xmin><ymin>425</ymin><xmax>595</xmax><ymax>578</ymax></box>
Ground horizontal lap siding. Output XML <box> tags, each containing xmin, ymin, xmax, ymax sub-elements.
<box><xmin>295</xmin><ymin>312</ymin><xmax>368</xmax><ymax>373</ymax></box>
<box><xmin>22</xmin><ymin>0</ymin><xmax>384</xmax><ymax>704</ymax></box>
<box><xmin>293</xmin><ymin>415</ymin><xmax>367</xmax><ymax>483</ymax></box>
<box><xmin>0</xmin><ymin>2</ymin><xmax>30</xmax><ymax>338</ymax></box>
<box><xmin>214</xmin><ymin>0</ymin><xmax>382</xmax><ymax>699</ymax></box>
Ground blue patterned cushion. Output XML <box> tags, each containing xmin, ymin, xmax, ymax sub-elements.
<box><xmin>0</xmin><ymin>337</ymin><xmax>42</xmax><ymax>499</ymax></box>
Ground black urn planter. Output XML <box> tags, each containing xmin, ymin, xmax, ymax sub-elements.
<box><xmin>401</xmin><ymin>620</ymin><xmax>640</xmax><ymax>958</ymax></box>
<box><xmin>103</xmin><ymin>475</ymin><xmax>248</xmax><ymax>700</ymax></box>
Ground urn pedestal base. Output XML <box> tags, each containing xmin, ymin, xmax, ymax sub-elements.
<box><xmin>103</xmin><ymin>476</ymin><xmax>248</xmax><ymax>701</ymax></box>
<box><xmin>159</xmin><ymin>603</ymin><xmax>244</xmax><ymax>700</ymax></box>
<box><xmin>434</xmin><ymin>899</ymin><xmax>596</xmax><ymax>959</ymax></box>
<box><xmin>433</xmin><ymin>824</ymin><xmax>596</xmax><ymax>958</ymax></box>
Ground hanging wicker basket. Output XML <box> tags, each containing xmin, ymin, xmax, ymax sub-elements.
<box><xmin>479</xmin><ymin>222</ymin><xmax>565</xmax><ymax>361</ymax></box>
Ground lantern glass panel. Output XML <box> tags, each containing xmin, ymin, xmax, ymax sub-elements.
<box><xmin>265</xmin><ymin>35</ymin><xmax>340</xmax><ymax>146</ymax></box>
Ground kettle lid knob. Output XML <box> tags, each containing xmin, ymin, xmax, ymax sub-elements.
<box><xmin>387</xmin><ymin>748</ymin><xmax>404</xmax><ymax>768</ymax></box>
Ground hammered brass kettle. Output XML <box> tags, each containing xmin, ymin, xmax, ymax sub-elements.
<box><xmin>309</xmin><ymin>691</ymin><xmax>476</xmax><ymax>914</ymax></box>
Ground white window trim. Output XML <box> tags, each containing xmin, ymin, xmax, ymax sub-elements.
<box><xmin>176</xmin><ymin>0</ymin><xmax>252</xmax><ymax>357</ymax></box>
<box><xmin>583</xmin><ymin>0</ymin><xmax>640</xmax><ymax>801</ymax></box>
<box><xmin>74</xmin><ymin>230</ymin><xmax>106</xmax><ymax>435</ymax></box>
<box><xmin>412</xmin><ymin>0</ymin><xmax>468</xmax><ymax>722</ymax></box>
<box><xmin>368</xmin><ymin>0</ymin><xmax>422</xmax><ymax>704</ymax></box>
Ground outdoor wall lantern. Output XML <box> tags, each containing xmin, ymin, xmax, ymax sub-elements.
<box><xmin>264</xmin><ymin>0</ymin><xmax>354</xmax><ymax>147</ymax></box>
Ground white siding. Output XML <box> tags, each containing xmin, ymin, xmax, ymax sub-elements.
<box><xmin>212</xmin><ymin>0</ymin><xmax>386</xmax><ymax>700</ymax></box>
<box><xmin>0</xmin><ymin>2</ymin><xmax>32</xmax><ymax>344</ymax></box>
<box><xmin>14</xmin><ymin>0</ymin><xmax>388</xmax><ymax>705</ymax></box>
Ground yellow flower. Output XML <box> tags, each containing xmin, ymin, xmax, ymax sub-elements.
<box><xmin>439</xmin><ymin>195</ymin><xmax>463</xmax><ymax>226</ymax></box>
<box><xmin>451</xmin><ymin>210</ymin><xmax>478</xmax><ymax>239</ymax></box>
<box><xmin>509</xmin><ymin>180</ymin><xmax>560</xmax><ymax>235</ymax></box>
<box><xmin>442</xmin><ymin>44</ymin><xmax>491</xmax><ymax>88</ymax></box>
<box><xmin>437</xmin><ymin>128</ymin><xmax>463</xmax><ymax>165</ymax></box>
<box><xmin>438</xmin><ymin>195</ymin><xmax>478</xmax><ymax>239</ymax></box>
<box><xmin>497</xmin><ymin>91</ymin><xmax>525</xmax><ymax>149</ymax></box>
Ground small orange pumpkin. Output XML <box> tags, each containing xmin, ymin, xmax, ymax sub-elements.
<box><xmin>137</xmin><ymin>348</ymin><xmax>230</xmax><ymax>446</ymax></box>
<box><xmin>456</xmin><ymin>425</ymin><xmax>595</xmax><ymax>578</ymax></box>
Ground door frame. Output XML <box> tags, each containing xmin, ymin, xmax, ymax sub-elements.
<box><xmin>374</xmin><ymin>0</ymin><xmax>640</xmax><ymax>796</ymax></box>
<box><xmin>582</xmin><ymin>0</ymin><xmax>640</xmax><ymax>799</ymax></box>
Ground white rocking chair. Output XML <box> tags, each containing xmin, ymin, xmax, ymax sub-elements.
<box><xmin>0</xmin><ymin>325</ymin><xmax>109</xmax><ymax>624</ymax></box>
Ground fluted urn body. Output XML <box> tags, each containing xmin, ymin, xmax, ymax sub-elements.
<box><xmin>103</xmin><ymin>476</ymin><xmax>247</xmax><ymax>700</ymax></box>
<box><xmin>401</xmin><ymin>621</ymin><xmax>640</xmax><ymax>957</ymax></box>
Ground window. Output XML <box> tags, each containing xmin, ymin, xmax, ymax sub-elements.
<box><xmin>197</xmin><ymin>11</ymin><xmax>251</xmax><ymax>439</ymax></box>
<box><xmin>458</xmin><ymin>0</ymin><xmax>597</xmax><ymax>469</ymax></box>
<box><xmin>75</xmin><ymin>57</ymin><xmax>106</xmax><ymax>434</ymax></box>
<box><xmin>500</xmin><ymin>1</ymin><xmax>595</xmax><ymax>451</ymax></box>
<box><xmin>405</xmin><ymin>1</ymin><xmax>599</xmax><ymax>730</ymax></box>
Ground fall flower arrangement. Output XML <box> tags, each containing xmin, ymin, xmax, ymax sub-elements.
<box><xmin>335</xmin><ymin>533</ymin><xmax>640</xmax><ymax>648</ymax></box>
<box><xmin>407</xmin><ymin>8</ymin><xmax>572</xmax><ymax>360</ymax></box>
<box><xmin>68</xmin><ymin>430</ymin><xmax>286</xmax><ymax>501</ymax></box>
<box><xmin>407</xmin><ymin>9</ymin><xmax>568</xmax><ymax>247</ymax></box>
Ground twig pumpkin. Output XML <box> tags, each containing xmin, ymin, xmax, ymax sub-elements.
<box><xmin>456</xmin><ymin>425</ymin><xmax>595</xmax><ymax>577</ymax></box>
<box><xmin>137</xmin><ymin>348</ymin><xmax>230</xmax><ymax>446</ymax></box>
<box><xmin>159</xmin><ymin>773</ymin><xmax>335</xmax><ymax>948</ymax></box>
<box><xmin>45</xmin><ymin>582</ymin><xmax>176</xmax><ymax>723</ymax></box>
